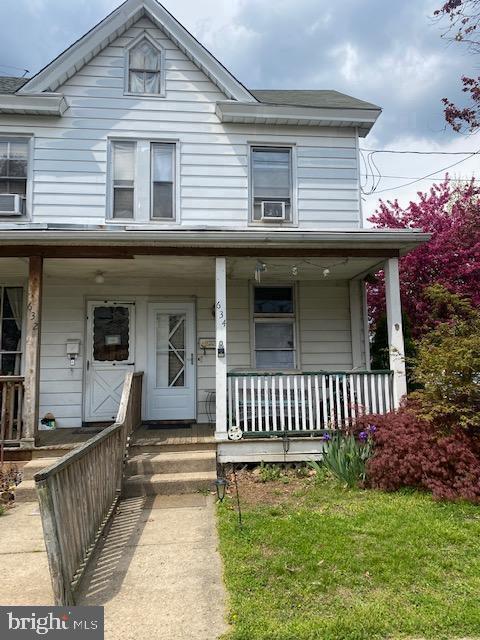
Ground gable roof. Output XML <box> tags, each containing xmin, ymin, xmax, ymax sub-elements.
<box><xmin>0</xmin><ymin>76</ymin><xmax>28</xmax><ymax>94</ymax></box>
<box><xmin>251</xmin><ymin>90</ymin><xmax>380</xmax><ymax>112</ymax></box>
<box><xmin>18</xmin><ymin>0</ymin><xmax>256</xmax><ymax>102</ymax></box>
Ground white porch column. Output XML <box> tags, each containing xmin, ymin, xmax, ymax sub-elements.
<box><xmin>384</xmin><ymin>257</ymin><xmax>407</xmax><ymax>408</ymax></box>
<box><xmin>215</xmin><ymin>257</ymin><xmax>228</xmax><ymax>440</ymax></box>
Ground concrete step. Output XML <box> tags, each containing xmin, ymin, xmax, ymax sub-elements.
<box><xmin>126</xmin><ymin>450</ymin><xmax>216</xmax><ymax>476</ymax></box>
<box><xmin>19</xmin><ymin>458</ymin><xmax>59</xmax><ymax>481</ymax></box>
<box><xmin>123</xmin><ymin>471</ymin><xmax>217</xmax><ymax>497</ymax></box>
<box><xmin>32</xmin><ymin>447</ymin><xmax>74</xmax><ymax>459</ymax></box>
<box><xmin>14</xmin><ymin>479</ymin><xmax>38</xmax><ymax>502</ymax></box>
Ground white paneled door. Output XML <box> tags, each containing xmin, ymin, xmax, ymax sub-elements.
<box><xmin>146</xmin><ymin>302</ymin><xmax>196</xmax><ymax>421</ymax></box>
<box><xmin>84</xmin><ymin>301</ymin><xmax>135</xmax><ymax>422</ymax></box>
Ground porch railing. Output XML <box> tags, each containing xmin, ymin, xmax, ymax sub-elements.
<box><xmin>0</xmin><ymin>376</ymin><xmax>24</xmax><ymax>443</ymax></box>
<box><xmin>34</xmin><ymin>371</ymin><xmax>143</xmax><ymax>605</ymax></box>
<box><xmin>227</xmin><ymin>371</ymin><xmax>394</xmax><ymax>436</ymax></box>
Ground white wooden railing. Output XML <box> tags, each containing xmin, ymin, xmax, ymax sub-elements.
<box><xmin>227</xmin><ymin>371</ymin><xmax>394</xmax><ymax>435</ymax></box>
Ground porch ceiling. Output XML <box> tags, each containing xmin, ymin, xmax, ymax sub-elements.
<box><xmin>0</xmin><ymin>255</ymin><xmax>384</xmax><ymax>281</ymax></box>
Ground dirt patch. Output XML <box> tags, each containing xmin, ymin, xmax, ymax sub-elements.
<box><xmin>226</xmin><ymin>469</ymin><xmax>314</xmax><ymax>507</ymax></box>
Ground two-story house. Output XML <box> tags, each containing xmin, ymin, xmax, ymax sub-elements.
<box><xmin>0</xmin><ymin>0</ymin><xmax>428</xmax><ymax>462</ymax></box>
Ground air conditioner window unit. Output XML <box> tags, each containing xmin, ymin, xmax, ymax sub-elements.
<box><xmin>0</xmin><ymin>194</ymin><xmax>24</xmax><ymax>216</ymax></box>
<box><xmin>260</xmin><ymin>200</ymin><xmax>286</xmax><ymax>221</ymax></box>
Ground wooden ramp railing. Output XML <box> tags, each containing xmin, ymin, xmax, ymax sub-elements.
<box><xmin>0</xmin><ymin>376</ymin><xmax>24</xmax><ymax>443</ymax></box>
<box><xmin>34</xmin><ymin>371</ymin><xmax>143</xmax><ymax>605</ymax></box>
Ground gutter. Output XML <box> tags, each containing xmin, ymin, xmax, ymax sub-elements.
<box><xmin>0</xmin><ymin>93</ymin><xmax>68</xmax><ymax>116</ymax></box>
<box><xmin>0</xmin><ymin>227</ymin><xmax>431</xmax><ymax>251</ymax></box>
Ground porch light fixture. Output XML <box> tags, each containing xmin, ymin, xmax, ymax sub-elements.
<box><xmin>214</xmin><ymin>477</ymin><xmax>228</xmax><ymax>502</ymax></box>
<box><xmin>94</xmin><ymin>271</ymin><xmax>105</xmax><ymax>284</ymax></box>
<box><xmin>254</xmin><ymin>261</ymin><xmax>267</xmax><ymax>283</ymax></box>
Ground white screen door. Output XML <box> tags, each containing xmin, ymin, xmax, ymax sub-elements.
<box><xmin>84</xmin><ymin>301</ymin><xmax>135</xmax><ymax>422</ymax></box>
<box><xmin>146</xmin><ymin>302</ymin><xmax>196</xmax><ymax>421</ymax></box>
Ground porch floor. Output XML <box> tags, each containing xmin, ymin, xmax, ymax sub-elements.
<box><xmin>33</xmin><ymin>423</ymin><xmax>216</xmax><ymax>451</ymax></box>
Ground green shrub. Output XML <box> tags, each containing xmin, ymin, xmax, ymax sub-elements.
<box><xmin>411</xmin><ymin>286</ymin><xmax>480</xmax><ymax>431</ymax></box>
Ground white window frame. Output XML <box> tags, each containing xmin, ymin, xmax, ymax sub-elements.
<box><xmin>250</xmin><ymin>283</ymin><xmax>300</xmax><ymax>370</ymax></box>
<box><xmin>150</xmin><ymin>143</ymin><xmax>176</xmax><ymax>221</ymax></box>
<box><xmin>124</xmin><ymin>31</ymin><xmax>166</xmax><ymax>98</ymax></box>
<box><xmin>0</xmin><ymin>134</ymin><xmax>33</xmax><ymax>220</ymax></box>
<box><xmin>107</xmin><ymin>137</ymin><xmax>180</xmax><ymax>224</ymax></box>
<box><xmin>248</xmin><ymin>143</ymin><xmax>298</xmax><ymax>227</ymax></box>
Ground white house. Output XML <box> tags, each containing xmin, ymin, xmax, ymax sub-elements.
<box><xmin>0</xmin><ymin>0</ymin><xmax>429</xmax><ymax>462</ymax></box>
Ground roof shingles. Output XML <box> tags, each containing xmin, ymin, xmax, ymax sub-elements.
<box><xmin>0</xmin><ymin>76</ymin><xmax>29</xmax><ymax>94</ymax></box>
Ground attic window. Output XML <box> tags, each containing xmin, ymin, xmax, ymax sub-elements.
<box><xmin>127</xmin><ymin>36</ymin><xmax>164</xmax><ymax>96</ymax></box>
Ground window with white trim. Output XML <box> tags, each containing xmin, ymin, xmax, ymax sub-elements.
<box><xmin>253</xmin><ymin>286</ymin><xmax>296</xmax><ymax>369</ymax></box>
<box><xmin>110</xmin><ymin>140</ymin><xmax>176</xmax><ymax>222</ymax></box>
<box><xmin>0</xmin><ymin>287</ymin><xmax>23</xmax><ymax>375</ymax></box>
<box><xmin>251</xmin><ymin>147</ymin><xmax>292</xmax><ymax>223</ymax></box>
<box><xmin>112</xmin><ymin>141</ymin><xmax>135</xmax><ymax>219</ymax></box>
<box><xmin>151</xmin><ymin>143</ymin><xmax>175</xmax><ymax>219</ymax></box>
<box><xmin>0</xmin><ymin>138</ymin><xmax>29</xmax><ymax>216</ymax></box>
<box><xmin>127</xmin><ymin>37</ymin><xmax>164</xmax><ymax>96</ymax></box>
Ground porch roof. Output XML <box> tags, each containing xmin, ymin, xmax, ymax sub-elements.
<box><xmin>0</xmin><ymin>227</ymin><xmax>430</xmax><ymax>257</ymax></box>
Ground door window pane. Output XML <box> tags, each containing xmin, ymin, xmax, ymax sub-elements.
<box><xmin>93</xmin><ymin>306</ymin><xmax>130</xmax><ymax>362</ymax></box>
<box><xmin>151</xmin><ymin>144</ymin><xmax>174</xmax><ymax>219</ymax></box>
<box><xmin>155</xmin><ymin>313</ymin><xmax>186</xmax><ymax>388</ymax></box>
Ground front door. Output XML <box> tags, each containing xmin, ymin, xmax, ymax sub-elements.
<box><xmin>146</xmin><ymin>302</ymin><xmax>196</xmax><ymax>421</ymax></box>
<box><xmin>84</xmin><ymin>301</ymin><xmax>135</xmax><ymax>422</ymax></box>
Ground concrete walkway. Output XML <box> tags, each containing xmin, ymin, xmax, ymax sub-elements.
<box><xmin>76</xmin><ymin>494</ymin><xmax>228</xmax><ymax>640</ymax></box>
<box><xmin>0</xmin><ymin>495</ymin><xmax>228</xmax><ymax>640</ymax></box>
<box><xmin>0</xmin><ymin>502</ymin><xmax>53</xmax><ymax>605</ymax></box>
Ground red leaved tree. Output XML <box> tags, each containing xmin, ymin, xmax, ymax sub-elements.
<box><xmin>368</xmin><ymin>178</ymin><xmax>480</xmax><ymax>337</ymax></box>
<box><xmin>435</xmin><ymin>0</ymin><xmax>480</xmax><ymax>131</ymax></box>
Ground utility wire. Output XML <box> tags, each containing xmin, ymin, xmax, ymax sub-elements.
<box><xmin>360</xmin><ymin>148</ymin><xmax>480</xmax><ymax>155</ymax></box>
<box><xmin>370</xmin><ymin>148</ymin><xmax>480</xmax><ymax>194</ymax></box>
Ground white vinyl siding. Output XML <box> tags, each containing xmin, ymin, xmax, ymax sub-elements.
<box><xmin>0</xmin><ymin>16</ymin><xmax>361</xmax><ymax>228</ymax></box>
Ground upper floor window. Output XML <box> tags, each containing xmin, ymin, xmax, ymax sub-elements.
<box><xmin>110</xmin><ymin>140</ymin><xmax>176</xmax><ymax>222</ymax></box>
<box><xmin>126</xmin><ymin>36</ymin><xmax>165</xmax><ymax>96</ymax></box>
<box><xmin>251</xmin><ymin>146</ymin><xmax>293</xmax><ymax>224</ymax></box>
<box><xmin>0</xmin><ymin>138</ymin><xmax>29</xmax><ymax>217</ymax></box>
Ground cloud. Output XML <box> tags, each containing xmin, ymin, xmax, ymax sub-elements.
<box><xmin>0</xmin><ymin>0</ymin><xmax>476</xmax><ymax>215</ymax></box>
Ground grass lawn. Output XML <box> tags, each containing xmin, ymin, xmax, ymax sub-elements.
<box><xmin>217</xmin><ymin>472</ymin><xmax>480</xmax><ymax>640</ymax></box>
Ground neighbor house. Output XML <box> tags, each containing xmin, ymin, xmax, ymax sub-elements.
<box><xmin>0</xmin><ymin>0</ymin><xmax>428</xmax><ymax>462</ymax></box>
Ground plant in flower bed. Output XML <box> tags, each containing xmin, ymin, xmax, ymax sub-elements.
<box><xmin>311</xmin><ymin>428</ymin><xmax>375</xmax><ymax>488</ymax></box>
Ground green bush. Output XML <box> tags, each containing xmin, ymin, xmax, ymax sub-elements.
<box><xmin>411</xmin><ymin>286</ymin><xmax>480</xmax><ymax>431</ymax></box>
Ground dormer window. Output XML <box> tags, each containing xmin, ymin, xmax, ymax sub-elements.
<box><xmin>126</xmin><ymin>35</ymin><xmax>165</xmax><ymax>96</ymax></box>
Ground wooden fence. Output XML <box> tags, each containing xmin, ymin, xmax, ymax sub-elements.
<box><xmin>0</xmin><ymin>376</ymin><xmax>24</xmax><ymax>443</ymax></box>
<box><xmin>228</xmin><ymin>371</ymin><xmax>394</xmax><ymax>435</ymax></box>
<box><xmin>34</xmin><ymin>371</ymin><xmax>143</xmax><ymax>605</ymax></box>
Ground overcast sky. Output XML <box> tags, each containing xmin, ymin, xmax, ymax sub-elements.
<box><xmin>1</xmin><ymin>0</ymin><xmax>479</xmax><ymax>220</ymax></box>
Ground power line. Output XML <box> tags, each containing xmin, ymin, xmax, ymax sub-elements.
<box><xmin>361</xmin><ymin>173</ymin><xmax>476</xmax><ymax>182</ymax></box>
<box><xmin>360</xmin><ymin>148</ymin><xmax>480</xmax><ymax>155</ymax></box>
<box><xmin>371</xmin><ymin>148</ymin><xmax>480</xmax><ymax>194</ymax></box>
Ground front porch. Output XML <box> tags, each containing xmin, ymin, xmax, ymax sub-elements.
<box><xmin>0</xmin><ymin>237</ymin><xmax>410</xmax><ymax>458</ymax></box>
